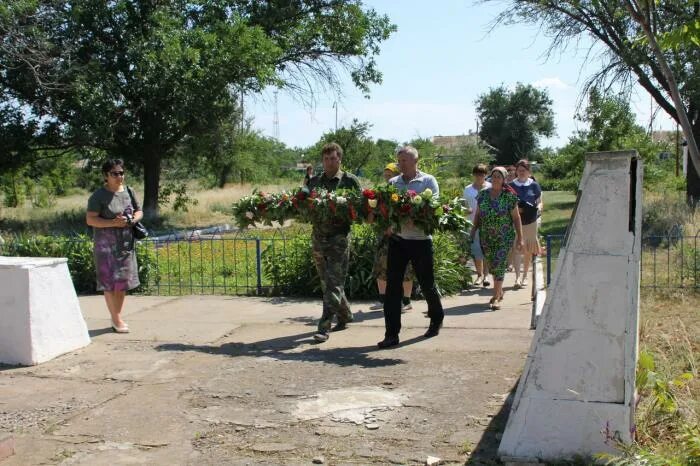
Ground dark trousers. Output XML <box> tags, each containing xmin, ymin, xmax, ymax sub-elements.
<box><xmin>384</xmin><ymin>236</ymin><xmax>443</xmax><ymax>338</ymax></box>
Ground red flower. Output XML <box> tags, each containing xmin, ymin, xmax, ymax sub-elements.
<box><xmin>407</xmin><ymin>190</ymin><xmax>417</xmax><ymax>198</ymax></box>
<box><xmin>362</xmin><ymin>189</ymin><xmax>376</xmax><ymax>199</ymax></box>
<box><xmin>379</xmin><ymin>202</ymin><xmax>389</xmax><ymax>219</ymax></box>
<box><xmin>295</xmin><ymin>191</ymin><xmax>307</xmax><ymax>201</ymax></box>
<box><xmin>349</xmin><ymin>204</ymin><xmax>357</xmax><ymax>220</ymax></box>
<box><xmin>400</xmin><ymin>203</ymin><xmax>412</xmax><ymax>214</ymax></box>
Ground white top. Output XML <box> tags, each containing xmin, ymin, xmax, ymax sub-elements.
<box><xmin>463</xmin><ymin>181</ymin><xmax>492</xmax><ymax>222</ymax></box>
<box><xmin>0</xmin><ymin>257</ymin><xmax>67</xmax><ymax>269</ymax></box>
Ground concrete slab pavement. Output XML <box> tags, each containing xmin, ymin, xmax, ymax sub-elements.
<box><xmin>1</xmin><ymin>272</ymin><xmax>534</xmax><ymax>465</ymax></box>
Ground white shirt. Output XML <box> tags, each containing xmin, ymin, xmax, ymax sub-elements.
<box><xmin>389</xmin><ymin>170</ymin><xmax>440</xmax><ymax>240</ymax></box>
<box><xmin>463</xmin><ymin>181</ymin><xmax>492</xmax><ymax>222</ymax></box>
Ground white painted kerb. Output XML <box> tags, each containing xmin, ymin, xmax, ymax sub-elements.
<box><xmin>0</xmin><ymin>257</ymin><xmax>90</xmax><ymax>365</ymax></box>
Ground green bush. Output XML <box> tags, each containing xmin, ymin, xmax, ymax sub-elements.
<box><xmin>643</xmin><ymin>195</ymin><xmax>693</xmax><ymax>239</ymax></box>
<box><xmin>1</xmin><ymin>235</ymin><xmax>157</xmax><ymax>294</ymax></box>
<box><xmin>262</xmin><ymin>224</ymin><xmax>471</xmax><ymax>299</ymax></box>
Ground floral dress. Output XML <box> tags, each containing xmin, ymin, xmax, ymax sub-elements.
<box><xmin>476</xmin><ymin>188</ymin><xmax>518</xmax><ymax>281</ymax></box>
<box><xmin>87</xmin><ymin>187</ymin><xmax>140</xmax><ymax>292</ymax></box>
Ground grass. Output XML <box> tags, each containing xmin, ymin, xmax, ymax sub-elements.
<box><xmin>540</xmin><ymin>190</ymin><xmax>576</xmax><ymax>238</ymax></box>
<box><xmin>143</xmin><ymin>225</ymin><xmax>310</xmax><ymax>295</ymax></box>
<box><xmin>626</xmin><ymin>289</ymin><xmax>700</xmax><ymax>463</ymax></box>
<box><xmin>0</xmin><ymin>181</ymin><xmax>300</xmax><ymax>236</ymax></box>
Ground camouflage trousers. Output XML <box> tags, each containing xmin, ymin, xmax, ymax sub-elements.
<box><xmin>312</xmin><ymin>232</ymin><xmax>353</xmax><ymax>333</ymax></box>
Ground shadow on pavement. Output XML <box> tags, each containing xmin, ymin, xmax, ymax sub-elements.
<box><xmin>0</xmin><ymin>363</ymin><xmax>22</xmax><ymax>372</ymax></box>
<box><xmin>442</xmin><ymin>302</ymin><xmax>494</xmax><ymax>316</ymax></box>
<box><xmin>154</xmin><ymin>330</ymin><xmax>419</xmax><ymax>368</ymax></box>
<box><xmin>282</xmin><ymin>308</ymin><xmax>384</xmax><ymax>326</ymax></box>
<box><xmin>89</xmin><ymin>327</ymin><xmax>115</xmax><ymax>338</ymax></box>
<box><xmin>465</xmin><ymin>380</ymin><xmax>518</xmax><ymax>465</ymax></box>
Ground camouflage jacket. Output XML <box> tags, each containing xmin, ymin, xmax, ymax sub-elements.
<box><xmin>308</xmin><ymin>170</ymin><xmax>361</xmax><ymax>236</ymax></box>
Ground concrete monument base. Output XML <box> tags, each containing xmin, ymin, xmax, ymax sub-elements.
<box><xmin>499</xmin><ymin>151</ymin><xmax>642</xmax><ymax>462</ymax></box>
<box><xmin>0</xmin><ymin>257</ymin><xmax>90</xmax><ymax>365</ymax></box>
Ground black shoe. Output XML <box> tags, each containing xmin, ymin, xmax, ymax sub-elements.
<box><xmin>377</xmin><ymin>336</ymin><xmax>400</xmax><ymax>349</ymax></box>
<box><xmin>424</xmin><ymin>322</ymin><xmax>442</xmax><ymax>338</ymax></box>
<box><xmin>331</xmin><ymin>322</ymin><xmax>348</xmax><ymax>332</ymax></box>
<box><xmin>482</xmin><ymin>279</ymin><xmax>491</xmax><ymax>287</ymax></box>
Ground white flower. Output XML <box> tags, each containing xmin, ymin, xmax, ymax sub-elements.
<box><xmin>422</xmin><ymin>188</ymin><xmax>433</xmax><ymax>199</ymax></box>
<box><xmin>245</xmin><ymin>211</ymin><xmax>255</xmax><ymax>219</ymax></box>
<box><xmin>412</xmin><ymin>195</ymin><xmax>423</xmax><ymax>205</ymax></box>
<box><xmin>368</xmin><ymin>199</ymin><xmax>378</xmax><ymax>208</ymax></box>
<box><xmin>336</xmin><ymin>196</ymin><xmax>347</xmax><ymax>205</ymax></box>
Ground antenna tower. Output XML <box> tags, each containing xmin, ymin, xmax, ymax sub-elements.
<box><xmin>273</xmin><ymin>90</ymin><xmax>280</xmax><ymax>140</ymax></box>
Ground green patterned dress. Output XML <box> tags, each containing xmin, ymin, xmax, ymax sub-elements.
<box><xmin>476</xmin><ymin>188</ymin><xmax>518</xmax><ymax>281</ymax></box>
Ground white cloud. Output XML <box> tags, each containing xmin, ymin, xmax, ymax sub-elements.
<box><xmin>533</xmin><ymin>77</ymin><xmax>571</xmax><ymax>91</ymax></box>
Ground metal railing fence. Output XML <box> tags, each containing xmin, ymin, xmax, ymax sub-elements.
<box><xmin>0</xmin><ymin>226</ymin><xmax>312</xmax><ymax>296</ymax></box>
<box><xmin>1</xmin><ymin>227</ymin><xmax>697</xmax><ymax>294</ymax></box>
<box><xmin>545</xmin><ymin>232</ymin><xmax>700</xmax><ymax>289</ymax></box>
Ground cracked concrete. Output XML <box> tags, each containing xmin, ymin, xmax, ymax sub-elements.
<box><xmin>1</xmin><ymin>273</ymin><xmax>533</xmax><ymax>465</ymax></box>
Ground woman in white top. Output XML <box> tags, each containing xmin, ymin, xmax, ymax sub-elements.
<box><xmin>463</xmin><ymin>164</ymin><xmax>491</xmax><ymax>287</ymax></box>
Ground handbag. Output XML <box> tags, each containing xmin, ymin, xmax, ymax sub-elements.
<box><xmin>126</xmin><ymin>186</ymin><xmax>149</xmax><ymax>240</ymax></box>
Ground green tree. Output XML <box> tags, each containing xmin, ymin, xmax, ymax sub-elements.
<box><xmin>542</xmin><ymin>90</ymin><xmax>668</xmax><ymax>190</ymax></box>
<box><xmin>1</xmin><ymin>1</ymin><xmax>395</xmax><ymax>218</ymax></box>
<box><xmin>475</xmin><ymin>83</ymin><xmax>555</xmax><ymax>165</ymax></box>
<box><xmin>486</xmin><ymin>0</ymin><xmax>700</xmax><ymax>204</ymax></box>
<box><xmin>311</xmin><ymin>119</ymin><xmax>378</xmax><ymax>172</ymax></box>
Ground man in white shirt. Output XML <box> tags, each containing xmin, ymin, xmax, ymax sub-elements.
<box><xmin>378</xmin><ymin>146</ymin><xmax>444</xmax><ymax>348</ymax></box>
<box><xmin>463</xmin><ymin>164</ymin><xmax>492</xmax><ymax>287</ymax></box>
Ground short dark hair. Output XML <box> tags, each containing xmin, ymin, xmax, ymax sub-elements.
<box><xmin>101</xmin><ymin>158</ymin><xmax>124</xmax><ymax>176</ymax></box>
<box><xmin>472</xmin><ymin>163</ymin><xmax>488</xmax><ymax>175</ymax></box>
<box><xmin>515</xmin><ymin>159</ymin><xmax>531</xmax><ymax>172</ymax></box>
<box><xmin>321</xmin><ymin>142</ymin><xmax>343</xmax><ymax>159</ymax></box>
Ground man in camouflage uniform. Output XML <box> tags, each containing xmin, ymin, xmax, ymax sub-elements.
<box><xmin>308</xmin><ymin>142</ymin><xmax>361</xmax><ymax>342</ymax></box>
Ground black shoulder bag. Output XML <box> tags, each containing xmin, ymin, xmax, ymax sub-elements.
<box><xmin>126</xmin><ymin>186</ymin><xmax>149</xmax><ymax>240</ymax></box>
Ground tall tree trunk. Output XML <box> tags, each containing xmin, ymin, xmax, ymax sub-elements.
<box><xmin>689</xmin><ymin>121</ymin><xmax>700</xmax><ymax>207</ymax></box>
<box><xmin>624</xmin><ymin>0</ymin><xmax>700</xmax><ymax>203</ymax></box>
<box><xmin>218</xmin><ymin>164</ymin><xmax>232</xmax><ymax>188</ymax></box>
<box><xmin>142</xmin><ymin>154</ymin><xmax>162</xmax><ymax>220</ymax></box>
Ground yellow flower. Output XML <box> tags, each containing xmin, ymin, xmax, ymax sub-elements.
<box><xmin>391</xmin><ymin>193</ymin><xmax>399</xmax><ymax>202</ymax></box>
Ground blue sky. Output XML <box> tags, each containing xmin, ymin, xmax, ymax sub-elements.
<box><xmin>249</xmin><ymin>1</ymin><xmax>675</xmax><ymax>151</ymax></box>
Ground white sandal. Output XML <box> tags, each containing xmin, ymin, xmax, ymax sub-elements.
<box><xmin>112</xmin><ymin>322</ymin><xmax>130</xmax><ymax>333</ymax></box>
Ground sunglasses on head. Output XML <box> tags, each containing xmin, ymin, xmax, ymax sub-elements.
<box><xmin>109</xmin><ymin>171</ymin><xmax>125</xmax><ymax>177</ymax></box>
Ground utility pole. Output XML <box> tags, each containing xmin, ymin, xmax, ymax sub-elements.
<box><xmin>332</xmin><ymin>101</ymin><xmax>338</xmax><ymax>132</ymax></box>
<box><xmin>273</xmin><ymin>90</ymin><xmax>280</xmax><ymax>140</ymax></box>
<box><xmin>676</xmin><ymin>122</ymin><xmax>680</xmax><ymax>177</ymax></box>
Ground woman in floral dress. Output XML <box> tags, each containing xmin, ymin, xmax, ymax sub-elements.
<box><xmin>470</xmin><ymin>166</ymin><xmax>524</xmax><ymax>309</ymax></box>
<box><xmin>86</xmin><ymin>159</ymin><xmax>143</xmax><ymax>333</ymax></box>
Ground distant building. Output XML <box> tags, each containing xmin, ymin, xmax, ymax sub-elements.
<box><xmin>432</xmin><ymin>133</ymin><xmax>478</xmax><ymax>150</ymax></box>
<box><xmin>651</xmin><ymin>130</ymin><xmax>679</xmax><ymax>145</ymax></box>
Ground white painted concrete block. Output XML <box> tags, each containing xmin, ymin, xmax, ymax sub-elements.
<box><xmin>0</xmin><ymin>257</ymin><xmax>90</xmax><ymax>365</ymax></box>
<box><xmin>500</xmin><ymin>397</ymin><xmax>630</xmax><ymax>460</ymax></box>
<box><xmin>499</xmin><ymin>151</ymin><xmax>642</xmax><ymax>462</ymax></box>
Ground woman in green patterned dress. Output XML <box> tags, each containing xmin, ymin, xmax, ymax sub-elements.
<box><xmin>469</xmin><ymin>166</ymin><xmax>524</xmax><ymax>309</ymax></box>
